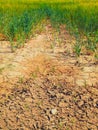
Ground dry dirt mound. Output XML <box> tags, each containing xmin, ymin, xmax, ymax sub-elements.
<box><xmin>0</xmin><ymin>25</ymin><xmax>98</xmax><ymax>130</ymax></box>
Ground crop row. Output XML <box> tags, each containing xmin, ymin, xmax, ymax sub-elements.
<box><xmin>0</xmin><ymin>0</ymin><xmax>97</xmax><ymax>55</ymax></box>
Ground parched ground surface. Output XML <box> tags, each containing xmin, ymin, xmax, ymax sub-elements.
<box><xmin>0</xmin><ymin>25</ymin><xmax>98</xmax><ymax>130</ymax></box>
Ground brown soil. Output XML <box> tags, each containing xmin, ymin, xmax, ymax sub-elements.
<box><xmin>0</xmin><ymin>25</ymin><xmax>98</xmax><ymax>130</ymax></box>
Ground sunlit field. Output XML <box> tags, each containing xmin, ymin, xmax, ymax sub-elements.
<box><xmin>0</xmin><ymin>0</ymin><xmax>98</xmax><ymax>55</ymax></box>
<box><xmin>0</xmin><ymin>1</ymin><xmax>98</xmax><ymax>129</ymax></box>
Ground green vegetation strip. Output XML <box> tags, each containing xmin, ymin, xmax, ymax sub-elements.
<box><xmin>0</xmin><ymin>0</ymin><xmax>98</xmax><ymax>55</ymax></box>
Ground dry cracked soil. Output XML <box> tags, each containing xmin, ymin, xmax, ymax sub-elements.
<box><xmin>0</xmin><ymin>24</ymin><xmax>98</xmax><ymax>130</ymax></box>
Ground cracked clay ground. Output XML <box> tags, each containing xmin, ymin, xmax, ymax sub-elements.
<box><xmin>0</xmin><ymin>25</ymin><xmax>98</xmax><ymax>130</ymax></box>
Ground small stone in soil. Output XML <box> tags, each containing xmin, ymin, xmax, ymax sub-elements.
<box><xmin>51</xmin><ymin>109</ymin><xmax>57</xmax><ymax>115</ymax></box>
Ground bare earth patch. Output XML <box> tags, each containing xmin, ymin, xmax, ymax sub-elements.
<box><xmin>0</xmin><ymin>25</ymin><xmax>98</xmax><ymax>130</ymax></box>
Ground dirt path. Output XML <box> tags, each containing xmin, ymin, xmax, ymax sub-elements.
<box><xmin>0</xmin><ymin>25</ymin><xmax>98</xmax><ymax>130</ymax></box>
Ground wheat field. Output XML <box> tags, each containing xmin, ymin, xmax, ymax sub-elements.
<box><xmin>0</xmin><ymin>0</ymin><xmax>97</xmax><ymax>54</ymax></box>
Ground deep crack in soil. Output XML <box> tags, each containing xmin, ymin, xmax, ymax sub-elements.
<box><xmin>0</xmin><ymin>25</ymin><xmax>98</xmax><ymax>130</ymax></box>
